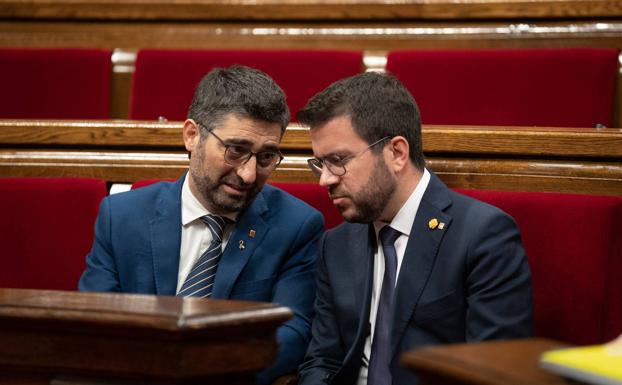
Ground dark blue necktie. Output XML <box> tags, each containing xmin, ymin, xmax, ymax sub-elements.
<box><xmin>367</xmin><ymin>225</ymin><xmax>401</xmax><ymax>385</ymax></box>
<box><xmin>177</xmin><ymin>214</ymin><xmax>228</xmax><ymax>298</ymax></box>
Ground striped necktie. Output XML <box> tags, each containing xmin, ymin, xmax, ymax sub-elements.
<box><xmin>177</xmin><ymin>214</ymin><xmax>228</xmax><ymax>298</ymax></box>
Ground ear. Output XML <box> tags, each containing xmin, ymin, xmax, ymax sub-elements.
<box><xmin>385</xmin><ymin>136</ymin><xmax>410</xmax><ymax>173</ymax></box>
<box><xmin>183</xmin><ymin>119</ymin><xmax>201</xmax><ymax>152</ymax></box>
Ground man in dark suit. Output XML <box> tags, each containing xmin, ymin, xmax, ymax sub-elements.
<box><xmin>79</xmin><ymin>65</ymin><xmax>323</xmax><ymax>385</ymax></box>
<box><xmin>297</xmin><ymin>72</ymin><xmax>532</xmax><ymax>385</ymax></box>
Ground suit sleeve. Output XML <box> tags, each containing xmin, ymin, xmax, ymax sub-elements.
<box><xmin>297</xmin><ymin>233</ymin><xmax>347</xmax><ymax>385</ymax></box>
<box><xmin>78</xmin><ymin>197</ymin><xmax>121</xmax><ymax>292</ymax></box>
<box><xmin>465</xmin><ymin>208</ymin><xmax>533</xmax><ymax>340</ymax></box>
<box><xmin>257</xmin><ymin>210</ymin><xmax>324</xmax><ymax>385</ymax></box>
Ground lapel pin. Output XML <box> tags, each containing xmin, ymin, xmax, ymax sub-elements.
<box><xmin>238</xmin><ymin>240</ymin><xmax>246</xmax><ymax>250</ymax></box>
<box><xmin>428</xmin><ymin>218</ymin><xmax>439</xmax><ymax>230</ymax></box>
<box><xmin>249</xmin><ymin>229</ymin><xmax>256</xmax><ymax>238</ymax></box>
<box><xmin>438</xmin><ymin>222</ymin><xmax>445</xmax><ymax>230</ymax></box>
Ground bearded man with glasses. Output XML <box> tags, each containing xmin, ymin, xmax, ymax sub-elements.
<box><xmin>79</xmin><ymin>65</ymin><xmax>323</xmax><ymax>385</ymax></box>
<box><xmin>297</xmin><ymin>72</ymin><xmax>532</xmax><ymax>385</ymax></box>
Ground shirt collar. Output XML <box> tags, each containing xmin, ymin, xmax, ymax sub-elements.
<box><xmin>374</xmin><ymin>168</ymin><xmax>431</xmax><ymax>237</ymax></box>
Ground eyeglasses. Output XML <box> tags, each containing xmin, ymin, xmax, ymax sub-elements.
<box><xmin>307</xmin><ymin>136</ymin><xmax>390</xmax><ymax>177</ymax></box>
<box><xmin>198</xmin><ymin>123</ymin><xmax>284</xmax><ymax>170</ymax></box>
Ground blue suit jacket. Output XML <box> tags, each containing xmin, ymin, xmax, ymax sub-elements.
<box><xmin>298</xmin><ymin>172</ymin><xmax>532</xmax><ymax>385</ymax></box>
<box><xmin>79</xmin><ymin>175</ymin><xmax>323</xmax><ymax>384</ymax></box>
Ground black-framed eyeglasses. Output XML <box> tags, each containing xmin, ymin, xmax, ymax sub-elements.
<box><xmin>198</xmin><ymin>123</ymin><xmax>284</xmax><ymax>170</ymax></box>
<box><xmin>307</xmin><ymin>136</ymin><xmax>390</xmax><ymax>177</ymax></box>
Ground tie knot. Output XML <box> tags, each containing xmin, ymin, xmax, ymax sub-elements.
<box><xmin>379</xmin><ymin>226</ymin><xmax>401</xmax><ymax>247</ymax></box>
<box><xmin>200</xmin><ymin>214</ymin><xmax>228</xmax><ymax>242</ymax></box>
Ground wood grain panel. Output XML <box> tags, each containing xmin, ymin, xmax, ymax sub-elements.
<box><xmin>0</xmin><ymin>289</ymin><xmax>291</xmax><ymax>383</ymax></box>
<box><xmin>401</xmin><ymin>338</ymin><xmax>569</xmax><ymax>385</ymax></box>
<box><xmin>2</xmin><ymin>120</ymin><xmax>620</xmax><ymax>159</ymax></box>
<box><xmin>1</xmin><ymin>150</ymin><xmax>620</xmax><ymax>195</ymax></box>
<box><xmin>1</xmin><ymin>0</ymin><xmax>621</xmax><ymax>21</ymax></box>
<box><xmin>1</xmin><ymin>120</ymin><xmax>620</xmax><ymax>195</ymax></box>
<box><xmin>2</xmin><ymin>21</ymin><xmax>621</xmax><ymax>51</ymax></box>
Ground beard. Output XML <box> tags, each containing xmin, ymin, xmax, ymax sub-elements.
<box><xmin>330</xmin><ymin>156</ymin><xmax>396</xmax><ymax>223</ymax></box>
<box><xmin>189</xmin><ymin>150</ymin><xmax>262</xmax><ymax>215</ymax></box>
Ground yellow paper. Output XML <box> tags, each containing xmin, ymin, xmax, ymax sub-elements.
<box><xmin>541</xmin><ymin>341</ymin><xmax>622</xmax><ymax>385</ymax></box>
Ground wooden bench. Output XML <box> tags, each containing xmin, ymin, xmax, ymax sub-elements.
<box><xmin>0</xmin><ymin>119</ymin><xmax>620</xmax><ymax>196</ymax></box>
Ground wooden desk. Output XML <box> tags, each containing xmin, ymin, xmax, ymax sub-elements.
<box><xmin>401</xmin><ymin>338</ymin><xmax>572</xmax><ymax>385</ymax></box>
<box><xmin>0</xmin><ymin>288</ymin><xmax>292</xmax><ymax>385</ymax></box>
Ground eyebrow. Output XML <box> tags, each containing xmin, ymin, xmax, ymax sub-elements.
<box><xmin>223</xmin><ymin>137</ymin><xmax>280</xmax><ymax>152</ymax></box>
<box><xmin>319</xmin><ymin>150</ymin><xmax>351</xmax><ymax>160</ymax></box>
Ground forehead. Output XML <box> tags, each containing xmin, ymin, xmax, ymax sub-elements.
<box><xmin>213</xmin><ymin>114</ymin><xmax>282</xmax><ymax>144</ymax></box>
<box><xmin>310</xmin><ymin>115</ymin><xmax>368</xmax><ymax>157</ymax></box>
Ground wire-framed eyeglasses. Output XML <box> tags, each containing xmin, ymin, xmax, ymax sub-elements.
<box><xmin>198</xmin><ymin>123</ymin><xmax>284</xmax><ymax>170</ymax></box>
<box><xmin>307</xmin><ymin>136</ymin><xmax>390</xmax><ymax>177</ymax></box>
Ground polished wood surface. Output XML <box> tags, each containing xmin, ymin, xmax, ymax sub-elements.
<box><xmin>2</xmin><ymin>0</ymin><xmax>621</xmax><ymax>21</ymax></box>
<box><xmin>3</xmin><ymin>120</ymin><xmax>621</xmax><ymax>157</ymax></box>
<box><xmin>0</xmin><ymin>288</ymin><xmax>292</xmax><ymax>384</ymax></box>
<box><xmin>401</xmin><ymin>338</ymin><xmax>571</xmax><ymax>385</ymax></box>
<box><xmin>1</xmin><ymin>119</ymin><xmax>621</xmax><ymax>195</ymax></box>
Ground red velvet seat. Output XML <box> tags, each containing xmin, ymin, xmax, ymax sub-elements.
<box><xmin>456</xmin><ymin>189</ymin><xmax>622</xmax><ymax>345</ymax></box>
<box><xmin>129</xmin><ymin>49</ymin><xmax>363</xmax><ymax>121</ymax></box>
<box><xmin>386</xmin><ymin>48</ymin><xmax>619</xmax><ymax>127</ymax></box>
<box><xmin>271</xmin><ymin>182</ymin><xmax>342</xmax><ymax>230</ymax></box>
<box><xmin>0</xmin><ymin>48</ymin><xmax>111</xmax><ymax>119</ymax></box>
<box><xmin>0</xmin><ymin>178</ymin><xmax>107</xmax><ymax>290</ymax></box>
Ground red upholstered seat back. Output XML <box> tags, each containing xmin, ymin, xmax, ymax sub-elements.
<box><xmin>0</xmin><ymin>48</ymin><xmax>111</xmax><ymax>119</ymax></box>
<box><xmin>129</xmin><ymin>49</ymin><xmax>363</xmax><ymax>121</ymax></box>
<box><xmin>386</xmin><ymin>48</ymin><xmax>619</xmax><ymax>127</ymax></box>
<box><xmin>131</xmin><ymin>179</ymin><xmax>343</xmax><ymax>230</ymax></box>
<box><xmin>271</xmin><ymin>182</ymin><xmax>342</xmax><ymax>230</ymax></box>
<box><xmin>456</xmin><ymin>189</ymin><xmax>622</xmax><ymax>345</ymax></box>
<box><xmin>130</xmin><ymin>179</ymin><xmax>170</xmax><ymax>190</ymax></box>
<box><xmin>0</xmin><ymin>178</ymin><xmax>107</xmax><ymax>290</ymax></box>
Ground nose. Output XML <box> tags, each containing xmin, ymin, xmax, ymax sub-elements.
<box><xmin>236</xmin><ymin>156</ymin><xmax>258</xmax><ymax>184</ymax></box>
<box><xmin>318</xmin><ymin>165</ymin><xmax>340</xmax><ymax>188</ymax></box>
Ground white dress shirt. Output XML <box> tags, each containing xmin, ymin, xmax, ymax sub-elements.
<box><xmin>357</xmin><ymin>168</ymin><xmax>431</xmax><ymax>384</ymax></box>
<box><xmin>177</xmin><ymin>176</ymin><xmax>235</xmax><ymax>294</ymax></box>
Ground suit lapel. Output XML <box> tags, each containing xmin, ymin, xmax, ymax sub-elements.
<box><xmin>390</xmin><ymin>174</ymin><xmax>453</xmax><ymax>357</ymax></box>
<box><xmin>334</xmin><ymin>224</ymin><xmax>376</xmax><ymax>383</ymax></box>
<box><xmin>150</xmin><ymin>176</ymin><xmax>184</xmax><ymax>295</ymax></box>
<box><xmin>211</xmin><ymin>191</ymin><xmax>269</xmax><ymax>298</ymax></box>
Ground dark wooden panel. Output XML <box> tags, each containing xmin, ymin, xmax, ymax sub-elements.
<box><xmin>0</xmin><ymin>289</ymin><xmax>291</xmax><ymax>384</ymax></box>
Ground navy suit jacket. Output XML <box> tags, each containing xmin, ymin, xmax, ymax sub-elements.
<box><xmin>79</xmin><ymin>175</ymin><xmax>323</xmax><ymax>384</ymax></box>
<box><xmin>298</xmin><ymin>172</ymin><xmax>532</xmax><ymax>385</ymax></box>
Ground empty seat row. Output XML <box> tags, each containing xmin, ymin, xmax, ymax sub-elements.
<box><xmin>0</xmin><ymin>47</ymin><xmax>619</xmax><ymax>127</ymax></box>
<box><xmin>2</xmin><ymin>176</ymin><xmax>621</xmax><ymax>346</ymax></box>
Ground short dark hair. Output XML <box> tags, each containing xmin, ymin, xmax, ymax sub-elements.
<box><xmin>188</xmin><ymin>65</ymin><xmax>290</xmax><ymax>135</ymax></box>
<box><xmin>297</xmin><ymin>71</ymin><xmax>424</xmax><ymax>169</ymax></box>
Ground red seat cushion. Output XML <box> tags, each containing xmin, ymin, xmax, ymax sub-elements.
<box><xmin>271</xmin><ymin>182</ymin><xmax>342</xmax><ymax>230</ymax></box>
<box><xmin>456</xmin><ymin>189</ymin><xmax>622</xmax><ymax>344</ymax></box>
<box><xmin>130</xmin><ymin>49</ymin><xmax>363</xmax><ymax>121</ymax></box>
<box><xmin>387</xmin><ymin>48</ymin><xmax>619</xmax><ymax>127</ymax></box>
<box><xmin>0</xmin><ymin>178</ymin><xmax>107</xmax><ymax>290</ymax></box>
<box><xmin>0</xmin><ymin>48</ymin><xmax>111</xmax><ymax>119</ymax></box>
